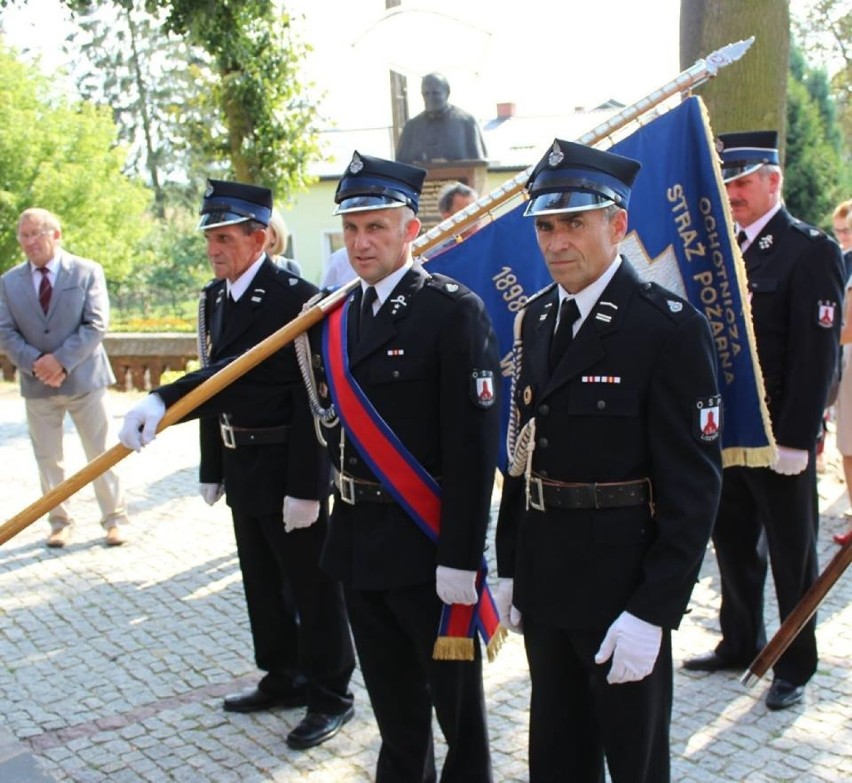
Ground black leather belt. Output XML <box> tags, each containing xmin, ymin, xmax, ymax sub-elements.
<box><xmin>219</xmin><ymin>417</ymin><xmax>290</xmax><ymax>449</ymax></box>
<box><xmin>332</xmin><ymin>468</ymin><xmax>395</xmax><ymax>505</ymax></box>
<box><xmin>527</xmin><ymin>475</ymin><xmax>653</xmax><ymax>513</ymax></box>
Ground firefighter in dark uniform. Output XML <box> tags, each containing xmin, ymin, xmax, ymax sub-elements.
<box><xmin>683</xmin><ymin>132</ymin><xmax>844</xmax><ymax>711</ymax></box>
<box><xmin>119</xmin><ymin>180</ymin><xmax>355</xmax><ymax>750</ymax></box>
<box><xmin>299</xmin><ymin>152</ymin><xmax>501</xmax><ymax>782</ymax></box>
<box><xmin>495</xmin><ymin>140</ymin><xmax>723</xmax><ymax>783</ymax></box>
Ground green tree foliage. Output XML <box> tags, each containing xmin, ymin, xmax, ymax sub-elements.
<box><xmin>784</xmin><ymin>52</ymin><xmax>845</xmax><ymax>225</ymax></box>
<box><xmin>66</xmin><ymin>0</ymin><xmax>213</xmax><ymax>218</ymax></box>
<box><xmin>792</xmin><ymin>0</ymin><xmax>851</xmax><ymax>197</ymax></box>
<box><xmin>158</xmin><ymin>0</ymin><xmax>321</xmax><ymax>200</ymax></box>
<box><xmin>53</xmin><ymin>0</ymin><xmax>322</xmax><ymax>201</ymax></box>
<box><xmin>0</xmin><ymin>41</ymin><xmax>151</xmax><ymax>280</ymax></box>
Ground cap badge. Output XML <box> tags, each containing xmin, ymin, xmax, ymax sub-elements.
<box><xmin>204</xmin><ymin>181</ymin><xmax>214</xmax><ymax>197</ymax></box>
<box><xmin>667</xmin><ymin>300</ymin><xmax>683</xmax><ymax>313</ymax></box>
<box><xmin>348</xmin><ymin>153</ymin><xmax>364</xmax><ymax>175</ymax></box>
<box><xmin>758</xmin><ymin>235</ymin><xmax>773</xmax><ymax>250</ymax></box>
<box><xmin>547</xmin><ymin>141</ymin><xmax>564</xmax><ymax>168</ymax></box>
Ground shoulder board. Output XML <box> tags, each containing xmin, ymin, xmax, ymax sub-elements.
<box><xmin>637</xmin><ymin>281</ymin><xmax>694</xmax><ymax>322</ymax></box>
<box><xmin>790</xmin><ymin>218</ymin><xmax>827</xmax><ymax>242</ymax></box>
<box><xmin>425</xmin><ymin>273</ymin><xmax>470</xmax><ymax>298</ymax></box>
<box><xmin>522</xmin><ymin>281</ymin><xmax>557</xmax><ymax>309</ymax></box>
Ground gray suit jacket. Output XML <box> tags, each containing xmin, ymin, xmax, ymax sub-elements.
<box><xmin>0</xmin><ymin>250</ymin><xmax>115</xmax><ymax>398</ymax></box>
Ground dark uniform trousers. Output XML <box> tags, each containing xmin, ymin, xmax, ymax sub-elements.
<box><xmin>312</xmin><ymin>266</ymin><xmax>501</xmax><ymax>783</ymax></box>
<box><xmin>710</xmin><ymin>208</ymin><xmax>843</xmax><ymax>685</ymax></box>
<box><xmin>523</xmin><ymin>619</ymin><xmax>672</xmax><ymax>783</ymax></box>
<box><xmin>345</xmin><ymin>582</ymin><xmax>490</xmax><ymax>783</ymax></box>
<box><xmin>712</xmin><ymin>459</ymin><xmax>819</xmax><ymax>683</ymax></box>
<box><xmin>497</xmin><ymin>260</ymin><xmax>722</xmax><ymax>783</ymax></box>
<box><xmin>157</xmin><ymin>258</ymin><xmax>355</xmax><ymax>714</ymax></box>
<box><xmin>231</xmin><ymin>502</ymin><xmax>354</xmax><ymax>713</ymax></box>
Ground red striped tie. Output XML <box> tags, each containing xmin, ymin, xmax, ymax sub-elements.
<box><xmin>38</xmin><ymin>267</ymin><xmax>52</xmax><ymax>314</ymax></box>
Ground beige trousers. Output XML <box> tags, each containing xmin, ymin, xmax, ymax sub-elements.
<box><xmin>25</xmin><ymin>388</ymin><xmax>128</xmax><ymax>531</ymax></box>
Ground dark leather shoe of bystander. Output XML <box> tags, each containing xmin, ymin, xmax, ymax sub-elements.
<box><xmin>286</xmin><ymin>707</ymin><xmax>355</xmax><ymax>750</ymax></box>
<box><xmin>682</xmin><ymin>651</ymin><xmax>749</xmax><ymax>672</ymax></box>
<box><xmin>765</xmin><ymin>678</ymin><xmax>805</xmax><ymax>711</ymax></box>
<box><xmin>223</xmin><ymin>686</ymin><xmax>306</xmax><ymax>713</ymax></box>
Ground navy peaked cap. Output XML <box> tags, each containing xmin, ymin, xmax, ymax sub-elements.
<box><xmin>524</xmin><ymin>139</ymin><xmax>641</xmax><ymax>217</ymax></box>
<box><xmin>198</xmin><ymin>179</ymin><xmax>273</xmax><ymax>230</ymax></box>
<box><xmin>716</xmin><ymin>130</ymin><xmax>779</xmax><ymax>183</ymax></box>
<box><xmin>334</xmin><ymin>152</ymin><xmax>427</xmax><ymax>215</ymax></box>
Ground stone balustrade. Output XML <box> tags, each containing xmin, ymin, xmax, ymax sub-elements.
<box><xmin>0</xmin><ymin>333</ymin><xmax>198</xmax><ymax>391</ymax></box>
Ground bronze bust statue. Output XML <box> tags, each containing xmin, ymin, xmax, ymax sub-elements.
<box><xmin>395</xmin><ymin>73</ymin><xmax>488</xmax><ymax>164</ymax></box>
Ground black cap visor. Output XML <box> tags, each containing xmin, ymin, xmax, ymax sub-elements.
<box><xmin>197</xmin><ymin>211</ymin><xmax>254</xmax><ymax>231</ymax></box>
<box><xmin>524</xmin><ymin>190</ymin><xmax>616</xmax><ymax>217</ymax></box>
<box><xmin>334</xmin><ymin>194</ymin><xmax>409</xmax><ymax>215</ymax></box>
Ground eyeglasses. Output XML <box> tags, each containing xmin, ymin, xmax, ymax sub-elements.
<box><xmin>16</xmin><ymin>229</ymin><xmax>53</xmax><ymax>241</ymax></box>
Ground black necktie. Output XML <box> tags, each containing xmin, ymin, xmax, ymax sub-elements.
<box><xmin>37</xmin><ymin>267</ymin><xmax>52</xmax><ymax>314</ymax></box>
<box><xmin>223</xmin><ymin>292</ymin><xmax>237</xmax><ymax>320</ymax></box>
<box><xmin>359</xmin><ymin>286</ymin><xmax>378</xmax><ymax>340</ymax></box>
<box><xmin>736</xmin><ymin>230</ymin><xmax>748</xmax><ymax>249</ymax></box>
<box><xmin>549</xmin><ymin>298</ymin><xmax>580</xmax><ymax>372</ymax></box>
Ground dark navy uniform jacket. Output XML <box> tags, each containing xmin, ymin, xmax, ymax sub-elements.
<box><xmin>496</xmin><ymin>259</ymin><xmax>723</xmax><ymax>632</ymax></box>
<box><xmin>155</xmin><ymin>258</ymin><xmax>328</xmax><ymax>515</ymax></box>
<box><xmin>310</xmin><ymin>265</ymin><xmax>501</xmax><ymax>590</ymax></box>
<box><xmin>743</xmin><ymin>208</ymin><xmax>844</xmax><ymax>448</ymax></box>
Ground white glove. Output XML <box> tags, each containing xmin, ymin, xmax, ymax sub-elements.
<box><xmin>495</xmin><ymin>578</ymin><xmax>523</xmax><ymax>633</ymax></box>
<box><xmin>199</xmin><ymin>483</ymin><xmax>225</xmax><ymax>506</ymax></box>
<box><xmin>282</xmin><ymin>496</ymin><xmax>320</xmax><ymax>533</ymax></box>
<box><xmin>119</xmin><ymin>393</ymin><xmax>166</xmax><ymax>451</ymax></box>
<box><xmin>594</xmin><ymin>611</ymin><xmax>662</xmax><ymax>684</ymax></box>
<box><xmin>771</xmin><ymin>446</ymin><xmax>809</xmax><ymax>476</ymax></box>
<box><xmin>435</xmin><ymin>565</ymin><xmax>478</xmax><ymax>606</ymax></box>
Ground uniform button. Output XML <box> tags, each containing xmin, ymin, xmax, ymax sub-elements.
<box><xmin>597</xmin><ymin>400</ymin><xmax>606</xmax><ymax>410</ymax></box>
<box><xmin>538</xmin><ymin>438</ymin><xmax>549</xmax><ymax>449</ymax></box>
<box><xmin>539</xmin><ymin>469</ymin><xmax>549</xmax><ymax>478</ymax></box>
<box><xmin>392</xmin><ymin>370</ymin><xmax>400</xmax><ymax>379</ymax></box>
<box><xmin>538</xmin><ymin>404</ymin><xmax>550</xmax><ymax>416</ymax></box>
<box><xmin>348</xmin><ymin>456</ymin><xmax>358</xmax><ymax>466</ymax></box>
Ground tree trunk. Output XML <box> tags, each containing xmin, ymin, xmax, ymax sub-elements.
<box><xmin>680</xmin><ymin>0</ymin><xmax>790</xmax><ymax>158</ymax></box>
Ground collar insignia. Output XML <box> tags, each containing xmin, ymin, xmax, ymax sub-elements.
<box><xmin>758</xmin><ymin>234</ymin><xmax>773</xmax><ymax>250</ymax></box>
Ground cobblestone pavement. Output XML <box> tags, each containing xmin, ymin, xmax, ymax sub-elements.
<box><xmin>0</xmin><ymin>381</ymin><xmax>850</xmax><ymax>782</ymax></box>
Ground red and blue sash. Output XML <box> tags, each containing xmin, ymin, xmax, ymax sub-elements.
<box><xmin>322</xmin><ymin>296</ymin><xmax>505</xmax><ymax>661</ymax></box>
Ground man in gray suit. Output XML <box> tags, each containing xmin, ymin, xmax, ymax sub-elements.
<box><xmin>0</xmin><ymin>207</ymin><xmax>129</xmax><ymax>547</ymax></box>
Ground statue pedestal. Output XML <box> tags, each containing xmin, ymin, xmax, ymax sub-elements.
<box><xmin>418</xmin><ymin>160</ymin><xmax>488</xmax><ymax>232</ymax></box>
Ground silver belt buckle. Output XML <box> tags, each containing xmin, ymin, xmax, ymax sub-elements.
<box><xmin>220</xmin><ymin>415</ymin><xmax>236</xmax><ymax>449</ymax></box>
<box><xmin>526</xmin><ymin>476</ymin><xmax>545</xmax><ymax>512</ymax></box>
<box><xmin>337</xmin><ymin>472</ymin><xmax>356</xmax><ymax>505</ymax></box>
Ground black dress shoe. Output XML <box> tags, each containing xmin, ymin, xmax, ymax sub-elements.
<box><xmin>765</xmin><ymin>678</ymin><xmax>805</xmax><ymax>711</ymax></box>
<box><xmin>286</xmin><ymin>706</ymin><xmax>354</xmax><ymax>750</ymax></box>
<box><xmin>682</xmin><ymin>652</ymin><xmax>747</xmax><ymax>672</ymax></box>
<box><xmin>223</xmin><ymin>686</ymin><xmax>306</xmax><ymax>713</ymax></box>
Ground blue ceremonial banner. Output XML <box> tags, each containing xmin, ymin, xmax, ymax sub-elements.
<box><xmin>426</xmin><ymin>96</ymin><xmax>773</xmax><ymax>469</ymax></box>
